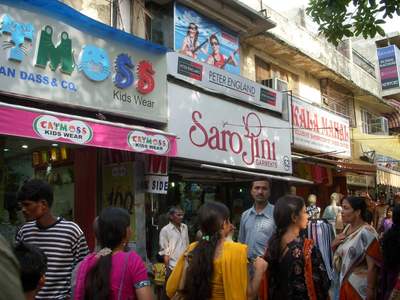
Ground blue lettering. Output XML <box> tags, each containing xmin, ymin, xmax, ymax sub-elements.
<box><xmin>68</xmin><ymin>82</ymin><xmax>77</xmax><ymax>91</ymax></box>
<box><xmin>113</xmin><ymin>53</ymin><xmax>134</xmax><ymax>89</ymax></box>
<box><xmin>42</xmin><ymin>76</ymin><xmax>49</xmax><ymax>85</ymax></box>
<box><xmin>27</xmin><ymin>73</ymin><xmax>35</xmax><ymax>82</ymax></box>
<box><xmin>20</xmin><ymin>70</ymin><xmax>27</xmax><ymax>80</ymax></box>
<box><xmin>61</xmin><ymin>80</ymin><xmax>68</xmax><ymax>89</ymax></box>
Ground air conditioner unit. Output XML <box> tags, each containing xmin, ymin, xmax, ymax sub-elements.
<box><xmin>370</xmin><ymin>116</ymin><xmax>389</xmax><ymax>135</ymax></box>
<box><xmin>261</xmin><ymin>78</ymin><xmax>288</xmax><ymax>91</ymax></box>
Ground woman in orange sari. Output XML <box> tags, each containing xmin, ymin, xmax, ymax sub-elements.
<box><xmin>332</xmin><ymin>196</ymin><xmax>382</xmax><ymax>300</ymax></box>
<box><xmin>166</xmin><ymin>201</ymin><xmax>267</xmax><ymax>300</ymax></box>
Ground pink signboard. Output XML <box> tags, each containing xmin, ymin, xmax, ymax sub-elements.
<box><xmin>0</xmin><ymin>105</ymin><xmax>177</xmax><ymax>157</ymax></box>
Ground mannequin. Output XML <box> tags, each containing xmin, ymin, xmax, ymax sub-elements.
<box><xmin>306</xmin><ymin>194</ymin><xmax>320</xmax><ymax>219</ymax></box>
<box><xmin>322</xmin><ymin>192</ymin><xmax>343</xmax><ymax>232</ymax></box>
<box><xmin>374</xmin><ymin>193</ymin><xmax>388</xmax><ymax>229</ymax></box>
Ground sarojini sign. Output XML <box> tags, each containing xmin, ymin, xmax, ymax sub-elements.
<box><xmin>291</xmin><ymin>97</ymin><xmax>351</xmax><ymax>158</ymax></box>
<box><xmin>0</xmin><ymin>1</ymin><xmax>167</xmax><ymax>123</ymax></box>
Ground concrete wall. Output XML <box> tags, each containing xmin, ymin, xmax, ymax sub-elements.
<box><xmin>63</xmin><ymin>0</ymin><xmax>111</xmax><ymax>25</ymax></box>
<box><xmin>241</xmin><ymin>43</ymin><xmax>322</xmax><ymax>104</ymax></box>
<box><xmin>238</xmin><ymin>0</ymin><xmax>382</xmax><ymax>99</ymax></box>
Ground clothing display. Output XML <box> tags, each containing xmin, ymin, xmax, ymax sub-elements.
<box><xmin>307</xmin><ymin>219</ymin><xmax>335</xmax><ymax>280</ymax></box>
<box><xmin>306</xmin><ymin>205</ymin><xmax>321</xmax><ymax>220</ymax></box>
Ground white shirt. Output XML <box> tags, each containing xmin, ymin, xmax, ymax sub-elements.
<box><xmin>159</xmin><ymin>222</ymin><xmax>189</xmax><ymax>269</ymax></box>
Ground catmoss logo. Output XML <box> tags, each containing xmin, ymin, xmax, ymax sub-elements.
<box><xmin>33</xmin><ymin>115</ymin><xmax>93</xmax><ymax>144</ymax></box>
<box><xmin>127</xmin><ymin>130</ymin><xmax>169</xmax><ymax>154</ymax></box>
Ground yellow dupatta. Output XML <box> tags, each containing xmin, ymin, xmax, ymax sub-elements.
<box><xmin>166</xmin><ymin>241</ymin><xmax>248</xmax><ymax>300</ymax></box>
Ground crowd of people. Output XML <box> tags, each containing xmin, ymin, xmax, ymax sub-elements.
<box><xmin>0</xmin><ymin>178</ymin><xmax>400</xmax><ymax>300</ymax></box>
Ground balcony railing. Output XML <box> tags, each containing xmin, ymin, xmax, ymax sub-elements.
<box><xmin>352</xmin><ymin>49</ymin><xmax>376</xmax><ymax>78</ymax></box>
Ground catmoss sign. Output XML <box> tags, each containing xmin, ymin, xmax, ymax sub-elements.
<box><xmin>0</xmin><ymin>3</ymin><xmax>167</xmax><ymax>123</ymax></box>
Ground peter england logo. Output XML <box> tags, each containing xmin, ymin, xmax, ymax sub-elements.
<box><xmin>33</xmin><ymin>115</ymin><xmax>93</xmax><ymax>144</ymax></box>
<box><xmin>127</xmin><ymin>130</ymin><xmax>169</xmax><ymax>155</ymax></box>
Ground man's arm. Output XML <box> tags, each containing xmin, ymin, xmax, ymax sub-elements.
<box><xmin>238</xmin><ymin>212</ymin><xmax>246</xmax><ymax>244</ymax></box>
<box><xmin>159</xmin><ymin>228</ymin><xmax>170</xmax><ymax>266</ymax></box>
<box><xmin>72</xmin><ymin>230</ymin><xmax>89</xmax><ymax>266</ymax></box>
<box><xmin>0</xmin><ymin>235</ymin><xmax>24</xmax><ymax>300</ymax></box>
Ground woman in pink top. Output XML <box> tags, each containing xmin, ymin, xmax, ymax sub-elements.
<box><xmin>74</xmin><ymin>207</ymin><xmax>153</xmax><ymax>300</ymax></box>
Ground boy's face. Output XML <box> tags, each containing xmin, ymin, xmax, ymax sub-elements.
<box><xmin>20</xmin><ymin>199</ymin><xmax>47</xmax><ymax>221</ymax></box>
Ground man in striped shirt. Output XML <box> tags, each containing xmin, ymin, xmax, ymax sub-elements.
<box><xmin>16</xmin><ymin>179</ymin><xmax>89</xmax><ymax>300</ymax></box>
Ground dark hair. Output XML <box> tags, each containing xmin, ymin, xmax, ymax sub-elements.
<box><xmin>344</xmin><ymin>196</ymin><xmax>369</xmax><ymax>222</ymax></box>
<box><xmin>209</xmin><ymin>34</ymin><xmax>219</xmax><ymax>45</ymax></box>
<box><xmin>250</xmin><ymin>178</ymin><xmax>271</xmax><ymax>189</ymax></box>
<box><xmin>186</xmin><ymin>22</ymin><xmax>199</xmax><ymax>48</ymax></box>
<box><xmin>84</xmin><ymin>207</ymin><xmax>130</xmax><ymax>300</ymax></box>
<box><xmin>382</xmin><ymin>205</ymin><xmax>400</xmax><ymax>269</ymax></box>
<box><xmin>16</xmin><ymin>179</ymin><xmax>54</xmax><ymax>207</ymax></box>
<box><xmin>14</xmin><ymin>242</ymin><xmax>47</xmax><ymax>292</ymax></box>
<box><xmin>168</xmin><ymin>206</ymin><xmax>183</xmax><ymax>217</ymax></box>
<box><xmin>184</xmin><ymin>201</ymin><xmax>229</xmax><ymax>300</ymax></box>
<box><xmin>267</xmin><ymin>195</ymin><xmax>305</xmax><ymax>264</ymax></box>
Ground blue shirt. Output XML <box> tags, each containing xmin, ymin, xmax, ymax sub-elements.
<box><xmin>238</xmin><ymin>203</ymin><xmax>276</xmax><ymax>259</ymax></box>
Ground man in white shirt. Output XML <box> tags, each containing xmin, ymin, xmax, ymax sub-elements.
<box><xmin>159</xmin><ymin>206</ymin><xmax>189</xmax><ymax>272</ymax></box>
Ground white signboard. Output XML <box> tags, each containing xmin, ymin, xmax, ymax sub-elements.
<box><xmin>0</xmin><ymin>4</ymin><xmax>167</xmax><ymax>123</ymax></box>
<box><xmin>167</xmin><ymin>52</ymin><xmax>283</xmax><ymax>114</ymax></box>
<box><xmin>291</xmin><ymin>97</ymin><xmax>351</xmax><ymax>158</ymax></box>
<box><xmin>167</xmin><ymin>83</ymin><xmax>292</xmax><ymax>174</ymax></box>
<box><xmin>145</xmin><ymin>175</ymin><xmax>169</xmax><ymax>194</ymax></box>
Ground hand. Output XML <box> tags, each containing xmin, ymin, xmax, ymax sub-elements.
<box><xmin>366</xmin><ymin>287</ymin><xmax>375</xmax><ymax>300</ymax></box>
<box><xmin>253</xmin><ymin>256</ymin><xmax>268</xmax><ymax>273</ymax></box>
<box><xmin>332</xmin><ymin>233</ymin><xmax>346</xmax><ymax>250</ymax></box>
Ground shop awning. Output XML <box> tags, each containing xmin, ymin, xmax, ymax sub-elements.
<box><xmin>0</xmin><ymin>102</ymin><xmax>177</xmax><ymax>157</ymax></box>
<box><xmin>377</xmin><ymin>167</ymin><xmax>400</xmax><ymax>188</ymax></box>
<box><xmin>292</xmin><ymin>152</ymin><xmax>377</xmax><ymax>175</ymax></box>
<box><xmin>200</xmin><ymin>164</ymin><xmax>314</xmax><ymax>185</ymax></box>
<box><xmin>385</xmin><ymin>99</ymin><xmax>400</xmax><ymax>130</ymax></box>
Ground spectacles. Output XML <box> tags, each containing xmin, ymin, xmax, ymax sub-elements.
<box><xmin>211</xmin><ymin>42</ymin><xmax>219</xmax><ymax>46</ymax></box>
<box><xmin>189</xmin><ymin>26</ymin><xmax>197</xmax><ymax>30</ymax></box>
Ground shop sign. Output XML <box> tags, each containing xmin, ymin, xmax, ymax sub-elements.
<box><xmin>167</xmin><ymin>53</ymin><xmax>283</xmax><ymax>114</ymax></box>
<box><xmin>33</xmin><ymin>115</ymin><xmax>93</xmax><ymax>144</ymax></box>
<box><xmin>0</xmin><ymin>4</ymin><xmax>167</xmax><ymax>123</ymax></box>
<box><xmin>346</xmin><ymin>174</ymin><xmax>375</xmax><ymax>187</ymax></box>
<box><xmin>291</xmin><ymin>97</ymin><xmax>351</xmax><ymax>158</ymax></box>
<box><xmin>377</xmin><ymin>45</ymin><xmax>400</xmax><ymax>90</ymax></box>
<box><xmin>174</xmin><ymin>3</ymin><xmax>240</xmax><ymax>75</ymax></box>
<box><xmin>127</xmin><ymin>131</ymin><xmax>170</xmax><ymax>155</ymax></box>
<box><xmin>0</xmin><ymin>104</ymin><xmax>177</xmax><ymax>156</ymax></box>
<box><xmin>145</xmin><ymin>175</ymin><xmax>169</xmax><ymax>194</ymax></box>
<box><xmin>167</xmin><ymin>83</ymin><xmax>292</xmax><ymax>173</ymax></box>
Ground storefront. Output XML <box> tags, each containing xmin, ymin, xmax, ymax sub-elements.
<box><xmin>290</xmin><ymin>96</ymin><xmax>352</xmax><ymax>208</ymax></box>
<box><xmin>0</xmin><ymin>0</ymin><xmax>176</xmax><ymax>258</ymax></box>
<box><xmin>139</xmin><ymin>52</ymin><xmax>311</xmax><ymax>257</ymax></box>
<box><xmin>376</xmin><ymin>167</ymin><xmax>400</xmax><ymax>203</ymax></box>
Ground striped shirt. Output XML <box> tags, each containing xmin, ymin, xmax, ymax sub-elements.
<box><xmin>16</xmin><ymin>218</ymin><xmax>89</xmax><ymax>300</ymax></box>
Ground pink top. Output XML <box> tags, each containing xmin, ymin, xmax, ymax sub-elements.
<box><xmin>74</xmin><ymin>251</ymin><xmax>150</xmax><ymax>300</ymax></box>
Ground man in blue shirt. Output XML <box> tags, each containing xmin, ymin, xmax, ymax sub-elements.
<box><xmin>238</xmin><ymin>179</ymin><xmax>276</xmax><ymax>259</ymax></box>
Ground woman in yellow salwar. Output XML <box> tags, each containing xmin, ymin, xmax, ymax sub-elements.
<box><xmin>166</xmin><ymin>201</ymin><xmax>267</xmax><ymax>300</ymax></box>
<box><xmin>332</xmin><ymin>196</ymin><xmax>382</xmax><ymax>300</ymax></box>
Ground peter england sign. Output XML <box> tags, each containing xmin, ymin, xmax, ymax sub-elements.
<box><xmin>0</xmin><ymin>3</ymin><xmax>167</xmax><ymax>123</ymax></box>
<box><xmin>167</xmin><ymin>83</ymin><xmax>292</xmax><ymax>173</ymax></box>
<box><xmin>292</xmin><ymin>98</ymin><xmax>351</xmax><ymax>158</ymax></box>
<box><xmin>167</xmin><ymin>52</ymin><xmax>283</xmax><ymax>114</ymax></box>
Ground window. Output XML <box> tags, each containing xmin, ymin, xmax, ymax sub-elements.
<box><xmin>361</xmin><ymin>108</ymin><xmax>374</xmax><ymax>134</ymax></box>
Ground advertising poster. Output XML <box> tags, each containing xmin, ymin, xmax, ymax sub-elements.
<box><xmin>174</xmin><ymin>3</ymin><xmax>240</xmax><ymax>75</ymax></box>
<box><xmin>377</xmin><ymin>45</ymin><xmax>400</xmax><ymax>90</ymax></box>
<box><xmin>102</xmin><ymin>162</ymin><xmax>136</xmax><ymax>241</ymax></box>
